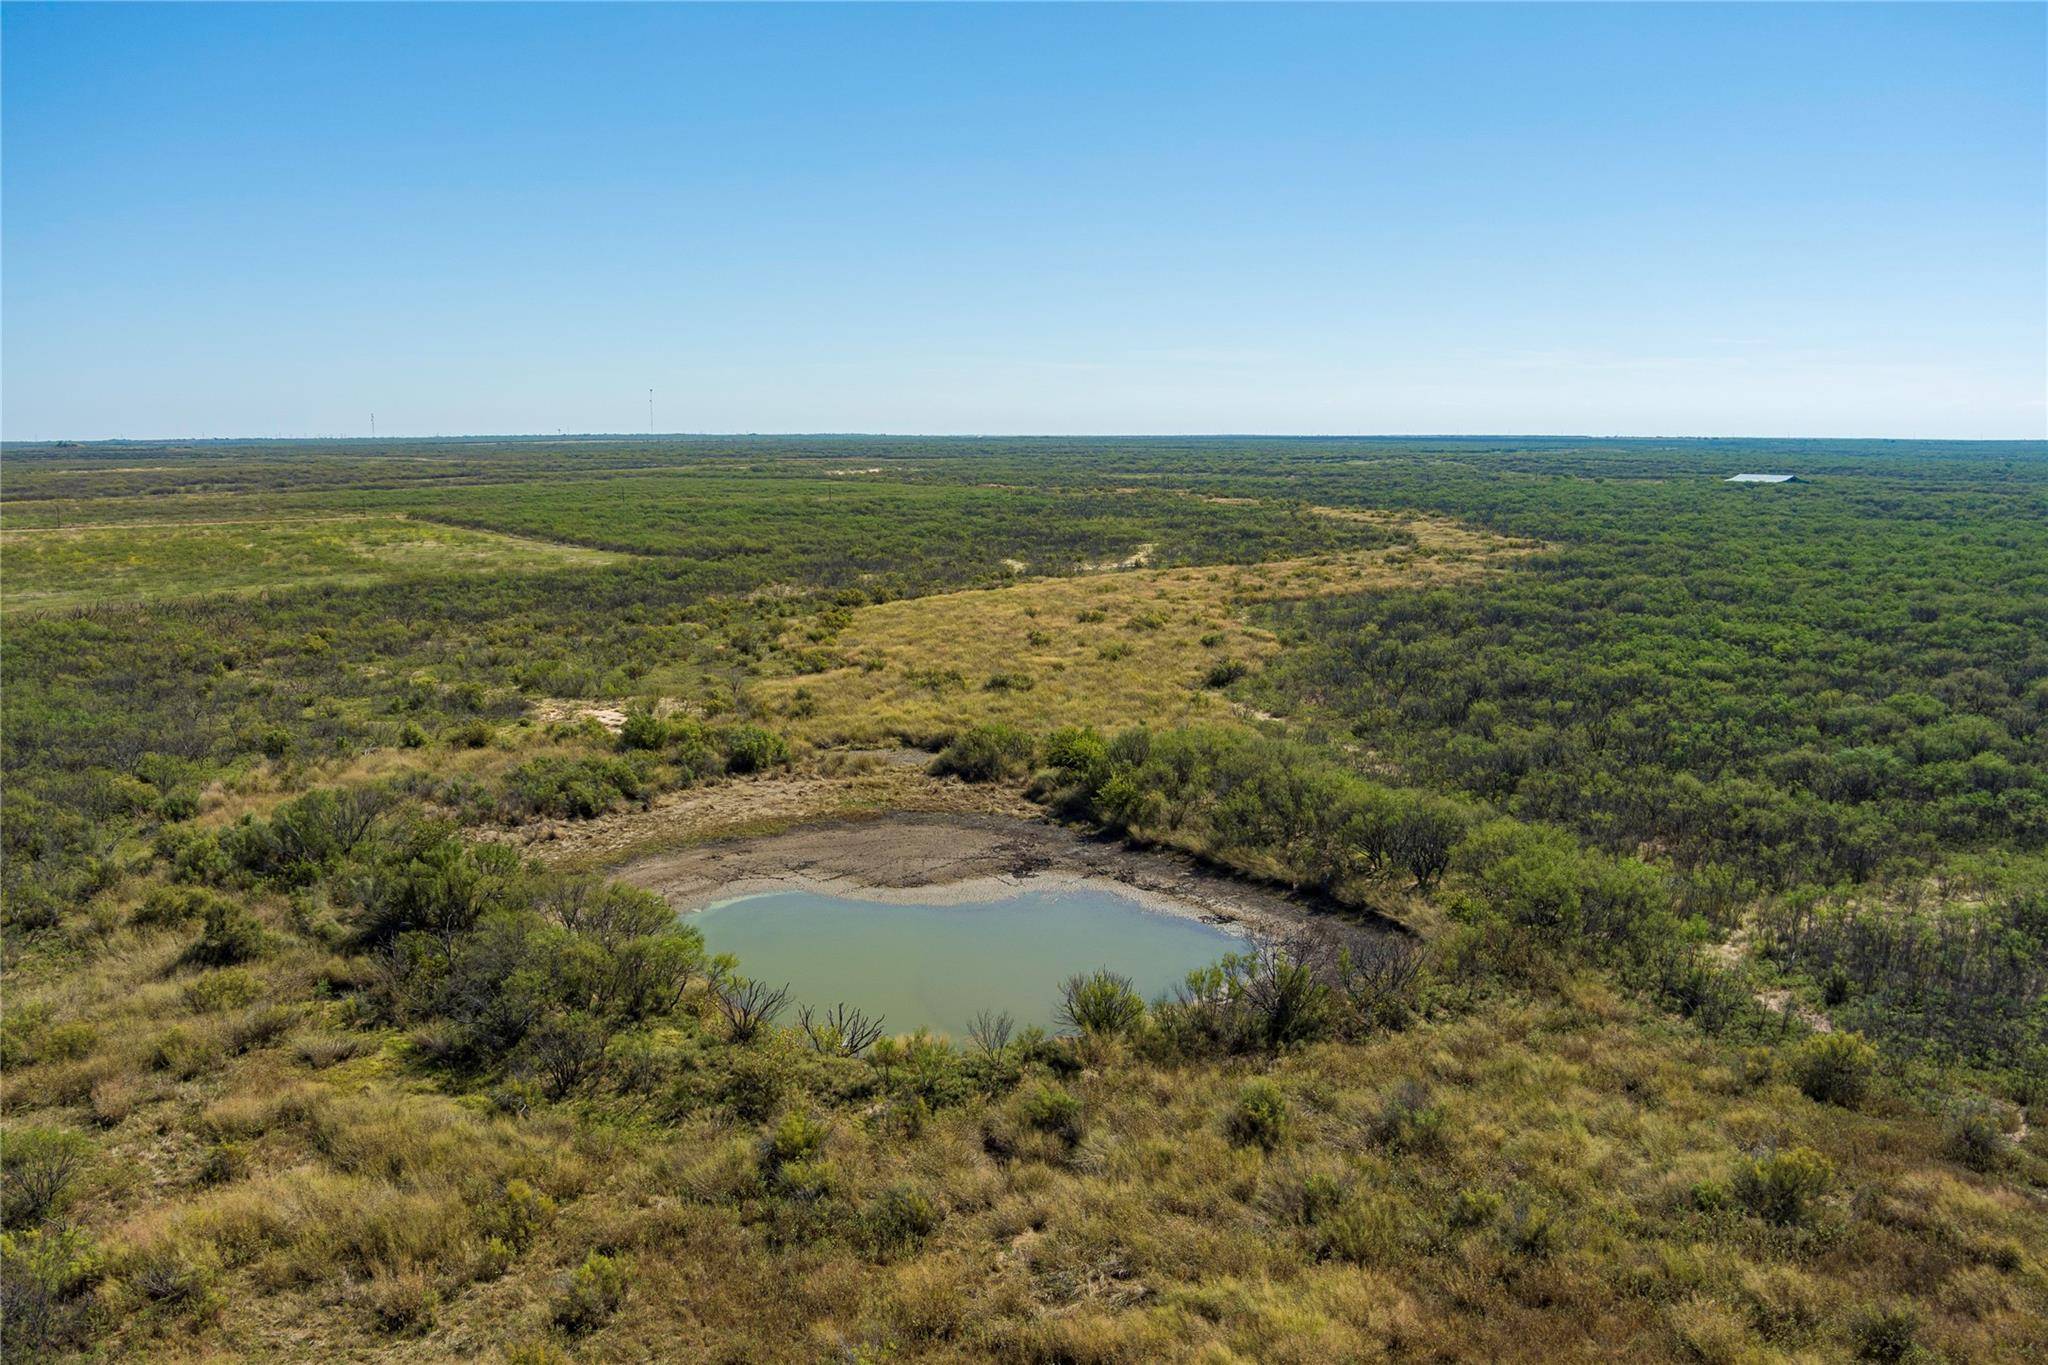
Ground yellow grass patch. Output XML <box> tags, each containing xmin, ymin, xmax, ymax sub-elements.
<box><xmin>0</xmin><ymin>516</ymin><xmax>623</xmax><ymax>612</ymax></box>
<box><xmin>756</xmin><ymin>512</ymin><xmax>1536</xmax><ymax>746</ymax></box>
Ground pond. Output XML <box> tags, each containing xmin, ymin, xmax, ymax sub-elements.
<box><xmin>687</xmin><ymin>883</ymin><xmax>1246</xmax><ymax>1039</ymax></box>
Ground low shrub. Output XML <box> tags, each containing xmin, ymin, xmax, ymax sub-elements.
<box><xmin>617</xmin><ymin>707</ymin><xmax>669</xmax><ymax>750</ymax></box>
<box><xmin>859</xmin><ymin>1184</ymin><xmax>941</xmax><ymax>1258</ymax></box>
<box><xmin>501</xmin><ymin>755</ymin><xmax>651</xmax><ymax>820</ymax></box>
<box><xmin>185</xmin><ymin>901</ymin><xmax>267</xmax><ymax>967</ymax></box>
<box><xmin>1320</xmin><ymin>1198</ymin><xmax>1402</xmax><ymax>1266</ymax></box>
<box><xmin>718</xmin><ymin>724</ymin><xmax>790</xmax><ymax>775</ymax></box>
<box><xmin>1792</xmin><ymin>1032</ymin><xmax>1878</xmax><ymax>1108</ymax></box>
<box><xmin>1203</xmin><ymin>658</ymin><xmax>1251</xmax><ymax>688</ymax></box>
<box><xmin>1370</xmin><ymin>1079</ymin><xmax>1447</xmax><ymax>1155</ymax></box>
<box><xmin>0</xmin><ymin>1226</ymin><xmax>102</xmax><ymax>1360</ymax></box>
<box><xmin>182</xmin><ymin>968</ymin><xmax>262</xmax><ymax>1013</ymax></box>
<box><xmin>932</xmin><ymin>723</ymin><xmax>1034</xmax><ymax>782</ymax></box>
<box><xmin>1734</xmin><ymin>1146</ymin><xmax>1834</xmax><ymax>1226</ymax></box>
<box><xmin>1</xmin><ymin>1127</ymin><xmax>94</xmax><ymax>1229</ymax></box>
<box><xmin>1056</xmin><ymin>969</ymin><xmax>1146</xmax><ymax>1037</ymax></box>
<box><xmin>1021</xmin><ymin>1084</ymin><xmax>1084</xmax><ymax>1148</ymax></box>
<box><xmin>556</xmin><ymin>1252</ymin><xmax>629</xmax><ymax>1333</ymax></box>
<box><xmin>1225</xmin><ymin>1079</ymin><xmax>1290</xmax><ymax>1150</ymax></box>
<box><xmin>1941</xmin><ymin>1098</ymin><xmax>2011</xmax><ymax>1172</ymax></box>
<box><xmin>1848</xmin><ymin>1303</ymin><xmax>1921</xmax><ymax>1362</ymax></box>
<box><xmin>134</xmin><ymin>885</ymin><xmax>228</xmax><ymax>930</ymax></box>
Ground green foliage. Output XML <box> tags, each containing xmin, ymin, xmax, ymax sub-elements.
<box><xmin>501</xmin><ymin>754</ymin><xmax>652</xmax><ymax>819</ymax></box>
<box><xmin>1733</xmin><ymin>1146</ymin><xmax>1834</xmax><ymax>1226</ymax></box>
<box><xmin>1055</xmin><ymin>969</ymin><xmax>1146</xmax><ymax>1037</ymax></box>
<box><xmin>184</xmin><ymin>900</ymin><xmax>268</xmax><ymax>967</ymax></box>
<box><xmin>1369</xmin><ymin>1080</ymin><xmax>1447</xmax><ymax>1155</ymax></box>
<box><xmin>0</xmin><ymin>1226</ymin><xmax>102</xmax><ymax>1362</ymax></box>
<box><xmin>555</xmin><ymin>1251</ymin><xmax>629</xmax><ymax>1333</ymax></box>
<box><xmin>1942</xmin><ymin>1098</ymin><xmax>2012</xmax><ymax>1172</ymax></box>
<box><xmin>718</xmin><ymin>724</ymin><xmax>790</xmax><ymax>774</ymax></box>
<box><xmin>932</xmin><ymin>722</ymin><xmax>1034</xmax><ymax>782</ymax></box>
<box><xmin>1020</xmin><ymin>1084</ymin><xmax>1084</xmax><ymax>1147</ymax></box>
<box><xmin>479</xmin><ymin>1179</ymin><xmax>556</xmax><ymax>1253</ymax></box>
<box><xmin>1</xmin><ymin>1127</ymin><xmax>94</xmax><ymax>1229</ymax></box>
<box><xmin>1791</xmin><ymin>1032</ymin><xmax>1879</xmax><ymax>1108</ymax></box>
<box><xmin>1848</xmin><ymin>1304</ymin><xmax>1923</xmax><ymax>1363</ymax></box>
<box><xmin>858</xmin><ymin>1184</ymin><xmax>941</xmax><ymax>1258</ymax></box>
<box><xmin>617</xmin><ymin>706</ymin><xmax>669</xmax><ymax>751</ymax></box>
<box><xmin>1202</xmin><ymin>658</ymin><xmax>1251</xmax><ymax>688</ymax></box>
<box><xmin>182</xmin><ymin>968</ymin><xmax>262</xmax><ymax>1013</ymax></box>
<box><xmin>1224</xmin><ymin>1079</ymin><xmax>1290</xmax><ymax>1150</ymax></box>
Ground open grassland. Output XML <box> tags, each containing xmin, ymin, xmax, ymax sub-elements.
<box><xmin>0</xmin><ymin>516</ymin><xmax>623</xmax><ymax>612</ymax></box>
<box><xmin>752</xmin><ymin>512</ymin><xmax>1536</xmax><ymax>747</ymax></box>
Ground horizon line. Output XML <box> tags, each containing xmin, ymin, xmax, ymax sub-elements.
<box><xmin>8</xmin><ymin>431</ymin><xmax>2047</xmax><ymax>447</ymax></box>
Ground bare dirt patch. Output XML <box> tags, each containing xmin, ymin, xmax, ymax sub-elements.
<box><xmin>614</xmin><ymin>810</ymin><xmax>1354</xmax><ymax>937</ymax></box>
<box><xmin>487</xmin><ymin>757</ymin><xmax>1039</xmax><ymax>870</ymax></box>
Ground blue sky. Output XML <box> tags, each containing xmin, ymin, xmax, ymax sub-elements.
<box><xmin>4</xmin><ymin>3</ymin><xmax>2042</xmax><ymax>440</ymax></box>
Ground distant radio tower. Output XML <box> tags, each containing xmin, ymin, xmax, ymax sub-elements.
<box><xmin>648</xmin><ymin>388</ymin><xmax>654</xmax><ymax>435</ymax></box>
<box><xmin>370</xmin><ymin>412</ymin><xmax>376</xmax><ymax>438</ymax></box>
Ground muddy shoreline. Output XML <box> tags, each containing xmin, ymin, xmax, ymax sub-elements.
<box><xmin>610</xmin><ymin>811</ymin><xmax>1395</xmax><ymax>937</ymax></box>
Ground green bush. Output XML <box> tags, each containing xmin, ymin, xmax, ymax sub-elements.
<box><xmin>1849</xmin><ymin>1303</ymin><xmax>1921</xmax><ymax>1362</ymax></box>
<box><xmin>1734</xmin><ymin>1145</ymin><xmax>1834</xmax><ymax>1226</ymax></box>
<box><xmin>719</xmin><ymin>724</ymin><xmax>790</xmax><ymax>775</ymax></box>
<box><xmin>859</xmin><ymin>1184</ymin><xmax>941</xmax><ymax>1257</ymax></box>
<box><xmin>555</xmin><ymin>1251</ymin><xmax>630</xmax><ymax>1333</ymax></box>
<box><xmin>182</xmin><ymin>968</ymin><xmax>262</xmax><ymax>1013</ymax></box>
<box><xmin>1</xmin><ymin>1127</ymin><xmax>94</xmax><ymax>1229</ymax></box>
<box><xmin>1792</xmin><ymin>1032</ymin><xmax>1878</xmax><ymax>1108</ymax></box>
<box><xmin>1370</xmin><ymin>1080</ymin><xmax>1447</xmax><ymax>1155</ymax></box>
<box><xmin>134</xmin><ymin>885</ymin><xmax>228</xmax><ymax>930</ymax></box>
<box><xmin>617</xmin><ymin>707</ymin><xmax>669</xmax><ymax>751</ymax></box>
<box><xmin>479</xmin><ymin>1179</ymin><xmax>556</xmax><ymax>1253</ymax></box>
<box><xmin>1021</xmin><ymin>1084</ymin><xmax>1084</xmax><ymax>1147</ymax></box>
<box><xmin>445</xmin><ymin>719</ymin><xmax>495</xmax><ymax>749</ymax></box>
<box><xmin>1319</xmin><ymin>1198</ymin><xmax>1402</xmax><ymax>1266</ymax></box>
<box><xmin>1224</xmin><ymin>1079</ymin><xmax>1290</xmax><ymax>1150</ymax></box>
<box><xmin>501</xmin><ymin>755</ymin><xmax>651</xmax><ymax>820</ymax></box>
<box><xmin>0</xmin><ymin>1226</ymin><xmax>102</xmax><ymax>1360</ymax></box>
<box><xmin>932</xmin><ymin>723</ymin><xmax>1034</xmax><ymax>782</ymax></box>
<box><xmin>1203</xmin><ymin>658</ymin><xmax>1251</xmax><ymax>688</ymax></box>
<box><xmin>1942</xmin><ymin>1098</ymin><xmax>2011</xmax><ymax>1172</ymax></box>
<box><xmin>767</xmin><ymin>1110</ymin><xmax>830</xmax><ymax>1170</ymax></box>
<box><xmin>185</xmin><ymin>901</ymin><xmax>266</xmax><ymax>967</ymax></box>
<box><xmin>1056</xmin><ymin>969</ymin><xmax>1146</xmax><ymax>1037</ymax></box>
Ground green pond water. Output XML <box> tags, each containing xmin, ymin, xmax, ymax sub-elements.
<box><xmin>688</xmin><ymin>885</ymin><xmax>1245</xmax><ymax>1039</ymax></box>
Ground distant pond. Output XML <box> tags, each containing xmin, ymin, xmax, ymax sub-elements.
<box><xmin>687</xmin><ymin>884</ymin><xmax>1246</xmax><ymax>1039</ymax></box>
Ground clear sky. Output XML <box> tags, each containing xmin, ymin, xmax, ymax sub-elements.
<box><xmin>3</xmin><ymin>2</ymin><xmax>2043</xmax><ymax>441</ymax></box>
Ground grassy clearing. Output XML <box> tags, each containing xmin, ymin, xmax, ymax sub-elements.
<box><xmin>750</xmin><ymin>513</ymin><xmax>1534</xmax><ymax>747</ymax></box>
<box><xmin>0</xmin><ymin>517</ymin><xmax>623</xmax><ymax>612</ymax></box>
